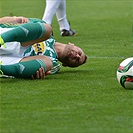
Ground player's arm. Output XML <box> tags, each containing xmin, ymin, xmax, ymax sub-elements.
<box><xmin>0</xmin><ymin>16</ymin><xmax>45</xmax><ymax>24</ymax></box>
<box><xmin>0</xmin><ymin>16</ymin><xmax>30</xmax><ymax>24</ymax></box>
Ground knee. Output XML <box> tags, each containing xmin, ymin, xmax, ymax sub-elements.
<box><xmin>44</xmin><ymin>24</ymin><xmax>52</xmax><ymax>39</ymax></box>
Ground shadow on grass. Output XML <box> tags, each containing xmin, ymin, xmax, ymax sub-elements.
<box><xmin>59</xmin><ymin>69</ymin><xmax>89</xmax><ymax>74</ymax></box>
<box><xmin>0</xmin><ymin>69</ymin><xmax>90</xmax><ymax>83</ymax></box>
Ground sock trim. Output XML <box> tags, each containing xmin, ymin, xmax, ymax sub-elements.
<box><xmin>36</xmin><ymin>59</ymin><xmax>47</xmax><ymax>72</ymax></box>
<box><xmin>38</xmin><ymin>22</ymin><xmax>46</xmax><ymax>38</ymax></box>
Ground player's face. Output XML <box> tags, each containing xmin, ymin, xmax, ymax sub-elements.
<box><xmin>62</xmin><ymin>43</ymin><xmax>87</xmax><ymax>67</ymax></box>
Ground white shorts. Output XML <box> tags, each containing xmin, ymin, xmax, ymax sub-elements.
<box><xmin>0</xmin><ymin>55</ymin><xmax>22</xmax><ymax>65</ymax></box>
<box><xmin>0</xmin><ymin>42</ymin><xmax>28</xmax><ymax>65</ymax></box>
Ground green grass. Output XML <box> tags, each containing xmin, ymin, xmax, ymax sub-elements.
<box><xmin>0</xmin><ymin>0</ymin><xmax>133</xmax><ymax>133</ymax></box>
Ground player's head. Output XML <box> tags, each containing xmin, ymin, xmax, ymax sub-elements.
<box><xmin>61</xmin><ymin>43</ymin><xmax>87</xmax><ymax>67</ymax></box>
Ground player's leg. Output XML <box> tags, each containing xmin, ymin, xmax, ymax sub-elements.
<box><xmin>56</xmin><ymin>0</ymin><xmax>76</xmax><ymax>36</ymax></box>
<box><xmin>0</xmin><ymin>59</ymin><xmax>46</xmax><ymax>78</ymax></box>
<box><xmin>42</xmin><ymin>0</ymin><xmax>61</xmax><ymax>25</ymax></box>
<box><xmin>0</xmin><ymin>55</ymin><xmax>52</xmax><ymax>78</ymax></box>
<box><xmin>56</xmin><ymin>0</ymin><xmax>69</xmax><ymax>31</ymax></box>
<box><xmin>0</xmin><ymin>22</ymin><xmax>52</xmax><ymax>47</ymax></box>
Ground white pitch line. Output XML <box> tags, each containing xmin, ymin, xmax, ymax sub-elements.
<box><xmin>88</xmin><ymin>56</ymin><xmax>127</xmax><ymax>59</ymax></box>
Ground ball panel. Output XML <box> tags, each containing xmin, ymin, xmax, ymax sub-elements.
<box><xmin>124</xmin><ymin>81</ymin><xmax>133</xmax><ymax>90</ymax></box>
<box><xmin>118</xmin><ymin>59</ymin><xmax>133</xmax><ymax>73</ymax></box>
<box><xmin>120</xmin><ymin>57</ymin><xmax>133</xmax><ymax>66</ymax></box>
<box><xmin>120</xmin><ymin>75</ymin><xmax>133</xmax><ymax>89</ymax></box>
<box><xmin>117</xmin><ymin>57</ymin><xmax>133</xmax><ymax>90</ymax></box>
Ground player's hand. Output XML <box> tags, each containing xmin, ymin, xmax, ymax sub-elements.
<box><xmin>31</xmin><ymin>67</ymin><xmax>50</xmax><ymax>80</ymax></box>
<box><xmin>14</xmin><ymin>16</ymin><xmax>30</xmax><ymax>24</ymax></box>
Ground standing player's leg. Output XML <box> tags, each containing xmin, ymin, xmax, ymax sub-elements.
<box><xmin>56</xmin><ymin>0</ymin><xmax>70</xmax><ymax>31</ymax></box>
<box><xmin>56</xmin><ymin>0</ymin><xmax>76</xmax><ymax>36</ymax></box>
<box><xmin>42</xmin><ymin>0</ymin><xmax>61</xmax><ymax>25</ymax></box>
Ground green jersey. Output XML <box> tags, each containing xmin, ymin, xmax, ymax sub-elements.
<box><xmin>23</xmin><ymin>37</ymin><xmax>58</xmax><ymax>67</ymax></box>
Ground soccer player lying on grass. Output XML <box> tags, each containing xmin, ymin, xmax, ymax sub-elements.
<box><xmin>0</xmin><ymin>16</ymin><xmax>87</xmax><ymax>79</ymax></box>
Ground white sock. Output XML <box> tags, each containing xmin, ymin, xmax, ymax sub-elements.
<box><xmin>56</xmin><ymin>0</ymin><xmax>70</xmax><ymax>31</ymax></box>
<box><xmin>42</xmin><ymin>0</ymin><xmax>70</xmax><ymax>31</ymax></box>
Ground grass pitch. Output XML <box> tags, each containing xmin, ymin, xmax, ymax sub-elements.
<box><xmin>0</xmin><ymin>0</ymin><xmax>133</xmax><ymax>133</ymax></box>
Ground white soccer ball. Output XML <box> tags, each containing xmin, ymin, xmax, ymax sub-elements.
<box><xmin>117</xmin><ymin>57</ymin><xmax>133</xmax><ymax>90</ymax></box>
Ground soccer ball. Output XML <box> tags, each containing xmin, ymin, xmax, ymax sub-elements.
<box><xmin>117</xmin><ymin>57</ymin><xmax>133</xmax><ymax>90</ymax></box>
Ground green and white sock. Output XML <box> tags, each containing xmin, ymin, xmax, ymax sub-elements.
<box><xmin>0</xmin><ymin>59</ymin><xmax>47</xmax><ymax>78</ymax></box>
<box><xmin>1</xmin><ymin>22</ymin><xmax>46</xmax><ymax>44</ymax></box>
